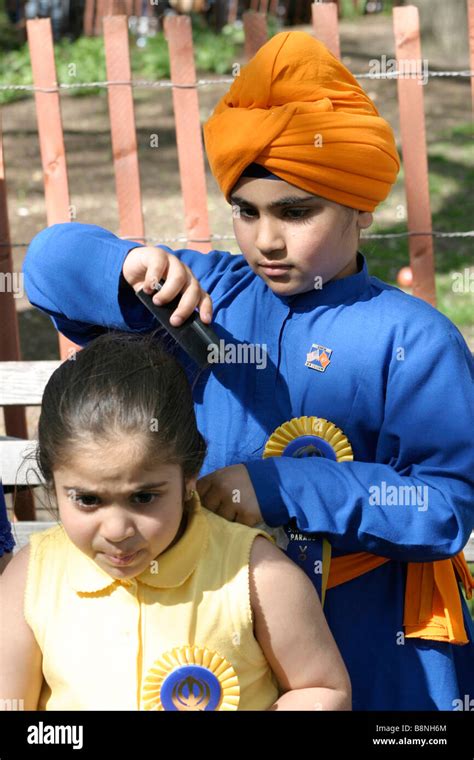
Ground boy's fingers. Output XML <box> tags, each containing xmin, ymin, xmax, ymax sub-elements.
<box><xmin>152</xmin><ymin>258</ymin><xmax>189</xmax><ymax>305</ymax></box>
<box><xmin>142</xmin><ymin>250</ymin><xmax>171</xmax><ymax>294</ymax></box>
<box><xmin>168</xmin><ymin>279</ymin><xmax>202</xmax><ymax>325</ymax></box>
<box><xmin>197</xmin><ymin>291</ymin><xmax>213</xmax><ymax>323</ymax></box>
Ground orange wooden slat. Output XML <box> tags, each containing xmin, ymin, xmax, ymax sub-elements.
<box><xmin>393</xmin><ymin>6</ymin><xmax>436</xmax><ymax>306</ymax></box>
<box><xmin>312</xmin><ymin>1</ymin><xmax>341</xmax><ymax>60</ymax></box>
<box><xmin>164</xmin><ymin>15</ymin><xmax>211</xmax><ymax>254</ymax></box>
<box><xmin>84</xmin><ymin>0</ymin><xmax>96</xmax><ymax>36</ymax></box>
<box><xmin>27</xmin><ymin>18</ymin><xmax>81</xmax><ymax>360</ymax></box>
<box><xmin>243</xmin><ymin>11</ymin><xmax>268</xmax><ymax>60</ymax></box>
<box><xmin>468</xmin><ymin>0</ymin><xmax>474</xmax><ymax>112</ymax></box>
<box><xmin>228</xmin><ymin>0</ymin><xmax>238</xmax><ymax>24</ymax></box>
<box><xmin>94</xmin><ymin>0</ymin><xmax>107</xmax><ymax>35</ymax></box>
<box><xmin>0</xmin><ymin>115</ymin><xmax>35</xmax><ymax>519</ymax></box>
<box><xmin>104</xmin><ymin>16</ymin><xmax>144</xmax><ymax>239</ymax></box>
<box><xmin>27</xmin><ymin>20</ymin><xmax>70</xmax><ymax>227</ymax></box>
<box><xmin>250</xmin><ymin>0</ymin><xmax>259</xmax><ymax>10</ymax></box>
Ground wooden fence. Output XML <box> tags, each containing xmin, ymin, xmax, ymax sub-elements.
<box><xmin>0</xmin><ymin>2</ymin><xmax>473</xmax><ymax>522</ymax></box>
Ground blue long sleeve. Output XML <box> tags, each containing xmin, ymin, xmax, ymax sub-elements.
<box><xmin>246</xmin><ymin>321</ymin><xmax>474</xmax><ymax>562</ymax></box>
<box><xmin>23</xmin><ymin>223</ymin><xmax>245</xmax><ymax>346</ymax></box>
<box><xmin>22</xmin><ymin>224</ymin><xmax>474</xmax><ymax>708</ymax></box>
<box><xmin>0</xmin><ymin>481</ymin><xmax>14</xmax><ymax>555</ymax></box>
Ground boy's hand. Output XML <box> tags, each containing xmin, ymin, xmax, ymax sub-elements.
<box><xmin>122</xmin><ymin>245</ymin><xmax>213</xmax><ymax>326</ymax></box>
<box><xmin>197</xmin><ymin>465</ymin><xmax>263</xmax><ymax>527</ymax></box>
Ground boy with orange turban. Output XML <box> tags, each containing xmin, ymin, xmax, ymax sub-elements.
<box><xmin>23</xmin><ymin>31</ymin><xmax>474</xmax><ymax>709</ymax></box>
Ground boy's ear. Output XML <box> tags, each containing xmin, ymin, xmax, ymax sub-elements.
<box><xmin>357</xmin><ymin>211</ymin><xmax>373</xmax><ymax>230</ymax></box>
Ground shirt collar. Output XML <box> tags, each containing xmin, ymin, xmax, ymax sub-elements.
<box><xmin>66</xmin><ymin>492</ymin><xmax>209</xmax><ymax>594</ymax></box>
<box><xmin>276</xmin><ymin>252</ymin><xmax>370</xmax><ymax>309</ymax></box>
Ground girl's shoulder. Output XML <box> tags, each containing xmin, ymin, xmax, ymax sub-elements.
<box><xmin>1</xmin><ymin>524</ymin><xmax>65</xmax><ymax>609</ymax></box>
<box><xmin>202</xmin><ymin>507</ymin><xmax>275</xmax><ymax>547</ymax></box>
<box><xmin>1</xmin><ymin>545</ymin><xmax>34</xmax><ymax>647</ymax></box>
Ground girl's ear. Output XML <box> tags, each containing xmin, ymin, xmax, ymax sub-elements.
<box><xmin>357</xmin><ymin>211</ymin><xmax>373</xmax><ymax>230</ymax></box>
<box><xmin>184</xmin><ymin>476</ymin><xmax>198</xmax><ymax>500</ymax></box>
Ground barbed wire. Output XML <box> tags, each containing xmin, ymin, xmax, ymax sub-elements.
<box><xmin>1</xmin><ymin>229</ymin><xmax>473</xmax><ymax>248</ymax></box>
<box><xmin>0</xmin><ymin>69</ymin><xmax>472</xmax><ymax>93</ymax></box>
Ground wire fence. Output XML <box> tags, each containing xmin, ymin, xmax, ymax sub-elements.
<box><xmin>0</xmin><ymin>69</ymin><xmax>473</xmax><ymax>93</ymax></box>
<box><xmin>0</xmin><ymin>67</ymin><xmax>472</xmax><ymax>249</ymax></box>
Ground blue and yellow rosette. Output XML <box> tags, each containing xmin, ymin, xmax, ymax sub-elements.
<box><xmin>263</xmin><ymin>416</ymin><xmax>353</xmax><ymax>463</ymax></box>
<box><xmin>263</xmin><ymin>416</ymin><xmax>353</xmax><ymax>605</ymax></box>
<box><xmin>142</xmin><ymin>646</ymin><xmax>240</xmax><ymax>711</ymax></box>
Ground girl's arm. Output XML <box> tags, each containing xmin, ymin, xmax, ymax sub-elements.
<box><xmin>249</xmin><ymin>536</ymin><xmax>351</xmax><ymax>711</ymax></box>
<box><xmin>0</xmin><ymin>553</ymin><xmax>12</xmax><ymax>575</ymax></box>
<box><xmin>0</xmin><ymin>546</ymin><xmax>44</xmax><ymax>710</ymax></box>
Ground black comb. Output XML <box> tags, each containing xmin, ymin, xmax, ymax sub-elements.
<box><xmin>136</xmin><ymin>281</ymin><xmax>220</xmax><ymax>369</ymax></box>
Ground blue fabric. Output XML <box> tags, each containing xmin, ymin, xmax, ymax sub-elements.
<box><xmin>0</xmin><ymin>481</ymin><xmax>15</xmax><ymax>555</ymax></box>
<box><xmin>23</xmin><ymin>222</ymin><xmax>474</xmax><ymax>710</ymax></box>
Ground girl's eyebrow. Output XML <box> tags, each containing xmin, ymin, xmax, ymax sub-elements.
<box><xmin>62</xmin><ymin>482</ymin><xmax>169</xmax><ymax>494</ymax></box>
<box><xmin>229</xmin><ymin>194</ymin><xmax>319</xmax><ymax>209</ymax></box>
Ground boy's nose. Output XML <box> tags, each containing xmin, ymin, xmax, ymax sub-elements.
<box><xmin>254</xmin><ymin>217</ymin><xmax>285</xmax><ymax>254</ymax></box>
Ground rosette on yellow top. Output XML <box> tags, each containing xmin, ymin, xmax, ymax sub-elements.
<box><xmin>142</xmin><ymin>646</ymin><xmax>240</xmax><ymax>711</ymax></box>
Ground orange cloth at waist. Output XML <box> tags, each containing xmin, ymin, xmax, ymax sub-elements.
<box><xmin>327</xmin><ymin>551</ymin><xmax>474</xmax><ymax>645</ymax></box>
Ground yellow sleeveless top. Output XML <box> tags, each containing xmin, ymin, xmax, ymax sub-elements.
<box><xmin>24</xmin><ymin>493</ymin><xmax>279</xmax><ymax>711</ymax></box>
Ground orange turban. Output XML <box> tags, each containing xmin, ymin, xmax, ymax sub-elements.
<box><xmin>203</xmin><ymin>31</ymin><xmax>400</xmax><ymax>212</ymax></box>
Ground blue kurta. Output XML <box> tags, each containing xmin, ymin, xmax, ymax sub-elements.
<box><xmin>0</xmin><ymin>481</ymin><xmax>14</xmax><ymax>556</ymax></box>
<box><xmin>23</xmin><ymin>222</ymin><xmax>474</xmax><ymax>710</ymax></box>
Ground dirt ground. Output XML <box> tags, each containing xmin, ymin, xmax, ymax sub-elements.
<box><xmin>0</xmin><ymin>16</ymin><xmax>471</xmax><ymax>358</ymax></box>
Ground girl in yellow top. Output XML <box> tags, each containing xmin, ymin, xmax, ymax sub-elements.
<box><xmin>0</xmin><ymin>331</ymin><xmax>350</xmax><ymax>712</ymax></box>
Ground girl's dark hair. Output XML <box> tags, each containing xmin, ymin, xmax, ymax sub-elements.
<box><xmin>37</xmin><ymin>331</ymin><xmax>207</xmax><ymax>485</ymax></box>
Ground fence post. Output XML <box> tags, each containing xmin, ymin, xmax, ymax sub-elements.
<box><xmin>393</xmin><ymin>6</ymin><xmax>436</xmax><ymax>306</ymax></box>
<box><xmin>84</xmin><ymin>0</ymin><xmax>96</xmax><ymax>36</ymax></box>
<box><xmin>27</xmin><ymin>18</ymin><xmax>82</xmax><ymax>358</ymax></box>
<box><xmin>243</xmin><ymin>11</ymin><xmax>268</xmax><ymax>59</ymax></box>
<box><xmin>468</xmin><ymin>0</ymin><xmax>474</xmax><ymax>111</ymax></box>
<box><xmin>312</xmin><ymin>1</ymin><xmax>341</xmax><ymax>60</ymax></box>
<box><xmin>0</xmin><ymin>116</ymin><xmax>35</xmax><ymax>520</ymax></box>
<box><xmin>164</xmin><ymin>15</ymin><xmax>211</xmax><ymax>253</ymax></box>
<box><xmin>104</xmin><ymin>15</ymin><xmax>144</xmax><ymax>240</ymax></box>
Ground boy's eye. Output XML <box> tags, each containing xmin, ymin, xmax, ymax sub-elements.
<box><xmin>284</xmin><ymin>208</ymin><xmax>310</xmax><ymax>220</ymax></box>
<box><xmin>235</xmin><ymin>206</ymin><xmax>257</xmax><ymax>219</ymax></box>
<box><xmin>235</xmin><ymin>206</ymin><xmax>311</xmax><ymax>222</ymax></box>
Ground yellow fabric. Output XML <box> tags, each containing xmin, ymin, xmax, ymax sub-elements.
<box><xmin>24</xmin><ymin>493</ymin><xmax>279</xmax><ymax>710</ymax></box>
<box><xmin>203</xmin><ymin>31</ymin><xmax>400</xmax><ymax>212</ymax></box>
<box><xmin>327</xmin><ymin>550</ymin><xmax>474</xmax><ymax>645</ymax></box>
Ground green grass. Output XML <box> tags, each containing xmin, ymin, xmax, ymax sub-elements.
<box><xmin>0</xmin><ymin>6</ymin><xmax>471</xmax><ymax>332</ymax></box>
<box><xmin>0</xmin><ymin>11</ymin><xmax>279</xmax><ymax>105</ymax></box>
<box><xmin>363</xmin><ymin>123</ymin><xmax>474</xmax><ymax>328</ymax></box>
